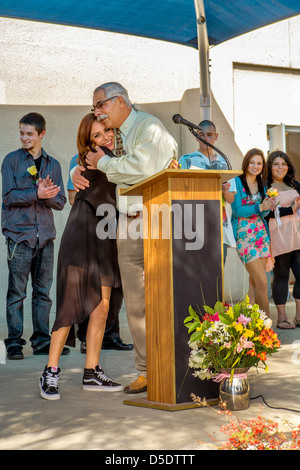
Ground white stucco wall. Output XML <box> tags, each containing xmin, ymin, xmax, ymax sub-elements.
<box><xmin>0</xmin><ymin>17</ymin><xmax>200</xmax><ymax>106</ymax></box>
<box><xmin>209</xmin><ymin>15</ymin><xmax>300</xmax><ymax>156</ymax></box>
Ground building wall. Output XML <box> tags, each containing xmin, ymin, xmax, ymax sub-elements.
<box><xmin>210</xmin><ymin>15</ymin><xmax>300</xmax><ymax>156</ymax></box>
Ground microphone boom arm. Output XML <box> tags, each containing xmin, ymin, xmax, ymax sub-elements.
<box><xmin>187</xmin><ymin>126</ymin><xmax>232</xmax><ymax>170</ymax></box>
<box><xmin>172</xmin><ymin>114</ymin><xmax>232</xmax><ymax>170</ymax></box>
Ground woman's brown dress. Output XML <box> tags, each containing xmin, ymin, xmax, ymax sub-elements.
<box><xmin>52</xmin><ymin>149</ymin><xmax>121</xmax><ymax>346</ymax></box>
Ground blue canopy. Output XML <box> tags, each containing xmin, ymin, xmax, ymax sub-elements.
<box><xmin>0</xmin><ymin>0</ymin><xmax>300</xmax><ymax>47</ymax></box>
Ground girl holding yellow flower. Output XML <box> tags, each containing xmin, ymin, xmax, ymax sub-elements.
<box><xmin>231</xmin><ymin>149</ymin><xmax>277</xmax><ymax>317</ymax></box>
<box><xmin>266</xmin><ymin>150</ymin><xmax>300</xmax><ymax>329</ymax></box>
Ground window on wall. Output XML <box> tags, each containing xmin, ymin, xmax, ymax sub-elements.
<box><xmin>268</xmin><ymin>124</ymin><xmax>300</xmax><ymax>179</ymax></box>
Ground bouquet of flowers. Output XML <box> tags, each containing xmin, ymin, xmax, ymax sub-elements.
<box><xmin>184</xmin><ymin>297</ymin><xmax>280</xmax><ymax>381</ymax></box>
<box><xmin>266</xmin><ymin>186</ymin><xmax>282</xmax><ymax>227</ymax></box>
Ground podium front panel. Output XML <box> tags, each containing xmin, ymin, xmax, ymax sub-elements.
<box><xmin>172</xmin><ymin>199</ymin><xmax>221</xmax><ymax>403</ymax></box>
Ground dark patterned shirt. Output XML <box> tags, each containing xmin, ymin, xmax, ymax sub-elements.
<box><xmin>1</xmin><ymin>148</ymin><xmax>66</xmax><ymax>248</ymax></box>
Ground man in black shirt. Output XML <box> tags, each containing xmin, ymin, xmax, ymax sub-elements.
<box><xmin>1</xmin><ymin>112</ymin><xmax>67</xmax><ymax>359</ymax></box>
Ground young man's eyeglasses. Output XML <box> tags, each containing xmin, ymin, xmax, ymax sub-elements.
<box><xmin>91</xmin><ymin>96</ymin><xmax>118</xmax><ymax>112</ymax></box>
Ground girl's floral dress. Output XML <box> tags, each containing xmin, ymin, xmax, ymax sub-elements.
<box><xmin>236</xmin><ymin>190</ymin><xmax>270</xmax><ymax>264</ymax></box>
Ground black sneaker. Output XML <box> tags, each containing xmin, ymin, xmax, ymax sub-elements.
<box><xmin>82</xmin><ymin>365</ymin><xmax>124</xmax><ymax>392</ymax></box>
<box><xmin>7</xmin><ymin>346</ymin><xmax>24</xmax><ymax>360</ymax></box>
<box><xmin>39</xmin><ymin>366</ymin><xmax>61</xmax><ymax>400</ymax></box>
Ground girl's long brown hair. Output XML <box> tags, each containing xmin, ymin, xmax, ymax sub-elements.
<box><xmin>239</xmin><ymin>148</ymin><xmax>267</xmax><ymax>199</ymax></box>
<box><xmin>77</xmin><ymin>113</ymin><xmax>97</xmax><ymax>166</ymax></box>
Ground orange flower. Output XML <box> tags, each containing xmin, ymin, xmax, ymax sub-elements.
<box><xmin>257</xmin><ymin>351</ymin><xmax>267</xmax><ymax>361</ymax></box>
<box><xmin>246</xmin><ymin>348</ymin><xmax>256</xmax><ymax>357</ymax></box>
<box><xmin>258</xmin><ymin>329</ymin><xmax>280</xmax><ymax>349</ymax></box>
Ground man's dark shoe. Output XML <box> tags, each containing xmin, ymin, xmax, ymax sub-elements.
<box><xmin>33</xmin><ymin>344</ymin><xmax>70</xmax><ymax>355</ymax></box>
<box><xmin>7</xmin><ymin>346</ymin><xmax>24</xmax><ymax>360</ymax></box>
<box><xmin>80</xmin><ymin>340</ymin><xmax>86</xmax><ymax>354</ymax></box>
<box><xmin>102</xmin><ymin>336</ymin><xmax>134</xmax><ymax>351</ymax></box>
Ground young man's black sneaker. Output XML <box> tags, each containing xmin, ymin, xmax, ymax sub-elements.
<box><xmin>39</xmin><ymin>365</ymin><xmax>61</xmax><ymax>400</ymax></box>
<box><xmin>7</xmin><ymin>346</ymin><xmax>24</xmax><ymax>360</ymax></box>
<box><xmin>82</xmin><ymin>365</ymin><xmax>124</xmax><ymax>392</ymax></box>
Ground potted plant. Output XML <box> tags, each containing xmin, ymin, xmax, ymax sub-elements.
<box><xmin>184</xmin><ymin>296</ymin><xmax>281</xmax><ymax>410</ymax></box>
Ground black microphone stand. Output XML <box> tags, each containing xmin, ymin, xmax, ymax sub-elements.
<box><xmin>187</xmin><ymin>126</ymin><xmax>232</xmax><ymax>170</ymax></box>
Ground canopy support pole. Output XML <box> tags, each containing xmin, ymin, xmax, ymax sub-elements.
<box><xmin>194</xmin><ymin>0</ymin><xmax>211</xmax><ymax>121</ymax></box>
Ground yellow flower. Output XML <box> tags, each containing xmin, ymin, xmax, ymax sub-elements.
<box><xmin>227</xmin><ymin>306</ymin><xmax>234</xmax><ymax>318</ymax></box>
<box><xmin>234</xmin><ymin>322</ymin><xmax>244</xmax><ymax>334</ymax></box>
<box><xmin>27</xmin><ymin>165</ymin><xmax>38</xmax><ymax>176</ymax></box>
<box><xmin>266</xmin><ymin>187</ymin><xmax>279</xmax><ymax>198</ymax></box>
<box><xmin>244</xmin><ymin>329</ymin><xmax>254</xmax><ymax>338</ymax></box>
<box><xmin>255</xmin><ymin>319</ymin><xmax>264</xmax><ymax>330</ymax></box>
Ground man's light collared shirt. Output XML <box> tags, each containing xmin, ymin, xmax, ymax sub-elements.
<box><xmin>97</xmin><ymin>108</ymin><xmax>178</xmax><ymax>215</ymax></box>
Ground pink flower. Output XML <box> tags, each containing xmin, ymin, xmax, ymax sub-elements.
<box><xmin>236</xmin><ymin>335</ymin><xmax>254</xmax><ymax>353</ymax></box>
<box><xmin>211</xmin><ymin>313</ymin><xmax>219</xmax><ymax>322</ymax></box>
<box><xmin>237</xmin><ymin>314</ymin><xmax>251</xmax><ymax>326</ymax></box>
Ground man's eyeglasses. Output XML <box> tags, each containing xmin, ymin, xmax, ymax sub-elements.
<box><xmin>91</xmin><ymin>96</ymin><xmax>118</xmax><ymax>112</ymax></box>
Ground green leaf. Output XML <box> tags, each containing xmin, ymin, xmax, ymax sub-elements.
<box><xmin>201</xmin><ymin>320</ymin><xmax>212</xmax><ymax>330</ymax></box>
<box><xmin>190</xmin><ymin>331</ymin><xmax>202</xmax><ymax>343</ymax></box>
<box><xmin>233</xmin><ymin>303</ymin><xmax>241</xmax><ymax>317</ymax></box>
<box><xmin>214</xmin><ymin>301</ymin><xmax>226</xmax><ymax>314</ymax></box>
<box><xmin>187</xmin><ymin>323</ymin><xmax>198</xmax><ymax>334</ymax></box>
<box><xmin>188</xmin><ymin>305</ymin><xmax>200</xmax><ymax>321</ymax></box>
<box><xmin>203</xmin><ymin>305</ymin><xmax>215</xmax><ymax>315</ymax></box>
<box><xmin>218</xmin><ymin>312</ymin><xmax>233</xmax><ymax>325</ymax></box>
<box><xmin>201</xmin><ymin>336</ymin><xmax>211</xmax><ymax>344</ymax></box>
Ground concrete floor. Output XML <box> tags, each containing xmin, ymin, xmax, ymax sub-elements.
<box><xmin>0</xmin><ymin>301</ymin><xmax>300</xmax><ymax>452</ymax></box>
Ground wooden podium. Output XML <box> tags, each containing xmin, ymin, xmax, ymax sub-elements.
<box><xmin>121</xmin><ymin>169</ymin><xmax>240</xmax><ymax>410</ymax></box>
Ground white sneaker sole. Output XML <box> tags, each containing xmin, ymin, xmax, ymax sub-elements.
<box><xmin>39</xmin><ymin>380</ymin><xmax>60</xmax><ymax>400</ymax></box>
<box><xmin>82</xmin><ymin>384</ymin><xmax>124</xmax><ymax>392</ymax></box>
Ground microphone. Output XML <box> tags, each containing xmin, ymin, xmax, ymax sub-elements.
<box><xmin>172</xmin><ymin>114</ymin><xmax>201</xmax><ymax>130</ymax></box>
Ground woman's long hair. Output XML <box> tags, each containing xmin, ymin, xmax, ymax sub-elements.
<box><xmin>239</xmin><ymin>148</ymin><xmax>267</xmax><ymax>199</ymax></box>
<box><xmin>266</xmin><ymin>150</ymin><xmax>296</xmax><ymax>188</ymax></box>
<box><xmin>77</xmin><ymin>113</ymin><xmax>97</xmax><ymax>166</ymax></box>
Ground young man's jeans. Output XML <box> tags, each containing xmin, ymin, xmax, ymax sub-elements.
<box><xmin>4</xmin><ymin>239</ymin><xmax>53</xmax><ymax>352</ymax></box>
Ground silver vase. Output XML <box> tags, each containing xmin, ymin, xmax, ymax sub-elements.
<box><xmin>219</xmin><ymin>368</ymin><xmax>250</xmax><ymax>411</ymax></box>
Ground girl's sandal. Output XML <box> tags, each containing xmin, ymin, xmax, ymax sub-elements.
<box><xmin>293</xmin><ymin>318</ymin><xmax>300</xmax><ymax>327</ymax></box>
<box><xmin>277</xmin><ymin>319</ymin><xmax>295</xmax><ymax>329</ymax></box>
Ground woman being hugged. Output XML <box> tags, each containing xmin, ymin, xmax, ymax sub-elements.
<box><xmin>266</xmin><ymin>150</ymin><xmax>300</xmax><ymax>329</ymax></box>
<box><xmin>39</xmin><ymin>114</ymin><xmax>124</xmax><ymax>400</ymax></box>
<box><xmin>231</xmin><ymin>148</ymin><xmax>276</xmax><ymax>317</ymax></box>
